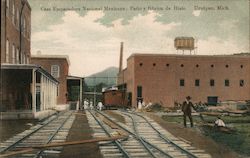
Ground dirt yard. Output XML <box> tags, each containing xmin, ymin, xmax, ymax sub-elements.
<box><xmin>60</xmin><ymin>111</ymin><xmax>103</xmax><ymax>158</ymax></box>
<box><xmin>0</xmin><ymin>119</ymin><xmax>38</xmax><ymax>142</ymax></box>
<box><xmin>145</xmin><ymin>112</ymin><xmax>244</xmax><ymax>158</ymax></box>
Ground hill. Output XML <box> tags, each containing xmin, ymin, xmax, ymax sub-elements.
<box><xmin>84</xmin><ymin>67</ymin><xmax>119</xmax><ymax>86</ymax></box>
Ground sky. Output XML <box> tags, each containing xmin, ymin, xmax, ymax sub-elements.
<box><xmin>28</xmin><ymin>0</ymin><xmax>249</xmax><ymax>77</ymax></box>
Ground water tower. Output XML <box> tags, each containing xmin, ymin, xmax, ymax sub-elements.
<box><xmin>174</xmin><ymin>37</ymin><xmax>196</xmax><ymax>54</ymax></box>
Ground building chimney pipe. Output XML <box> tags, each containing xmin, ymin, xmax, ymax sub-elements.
<box><xmin>119</xmin><ymin>42</ymin><xmax>123</xmax><ymax>73</ymax></box>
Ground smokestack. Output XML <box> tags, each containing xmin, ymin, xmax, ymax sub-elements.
<box><xmin>119</xmin><ymin>42</ymin><xmax>123</xmax><ymax>73</ymax></box>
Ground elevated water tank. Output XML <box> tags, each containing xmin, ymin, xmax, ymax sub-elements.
<box><xmin>174</xmin><ymin>37</ymin><xmax>195</xmax><ymax>50</ymax></box>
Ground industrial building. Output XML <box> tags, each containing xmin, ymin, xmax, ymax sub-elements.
<box><xmin>0</xmin><ymin>0</ymin><xmax>60</xmax><ymax>119</ymax></box>
<box><xmin>117</xmin><ymin>53</ymin><xmax>250</xmax><ymax>107</ymax></box>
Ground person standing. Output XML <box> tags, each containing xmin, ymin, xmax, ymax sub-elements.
<box><xmin>181</xmin><ymin>96</ymin><xmax>195</xmax><ymax>127</ymax></box>
<box><xmin>97</xmin><ymin>102</ymin><xmax>103</xmax><ymax>111</ymax></box>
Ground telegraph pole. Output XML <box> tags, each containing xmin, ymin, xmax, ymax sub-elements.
<box><xmin>19</xmin><ymin>0</ymin><xmax>26</xmax><ymax>64</ymax></box>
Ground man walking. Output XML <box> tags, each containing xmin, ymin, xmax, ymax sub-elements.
<box><xmin>182</xmin><ymin>96</ymin><xmax>195</xmax><ymax>127</ymax></box>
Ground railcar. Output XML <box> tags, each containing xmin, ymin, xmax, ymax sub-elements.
<box><xmin>102</xmin><ymin>89</ymin><xmax>130</xmax><ymax>109</ymax></box>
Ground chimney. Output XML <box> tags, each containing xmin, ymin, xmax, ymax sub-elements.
<box><xmin>119</xmin><ymin>42</ymin><xmax>123</xmax><ymax>73</ymax></box>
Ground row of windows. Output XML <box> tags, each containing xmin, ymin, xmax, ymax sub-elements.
<box><xmin>5</xmin><ymin>39</ymin><xmax>29</xmax><ymax>64</ymax></box>
<box><xmin>179</xmin><ymin>79</ymin><xmax>245</xmax><ymax>87</ymax></box>
<box><xmin>139</xmin><ymin>63</ymin><xmax>244</xmax><ymax>68</ymax></box>
<box><xmin>6</xmin><ymin>0</ymin><xmax>30</xmax><ymax>39</ymax></box>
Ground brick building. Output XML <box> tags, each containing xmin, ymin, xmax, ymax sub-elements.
<box><xmin>31</xmin><ymin>55</ymin><xmax>70</xmax><ymax>106</ymax></box>
<box><xmin>117</xmin><ymin>54</ymin><xmax>250</xmax><ymax>107</ymax></box>
<box><xmin>1</xmin><ymin>0</ymin><xmax>31</xmax><ymax>64</ymax></box>
<box><xmin>1</xmin><ymin>1</ymin><xmax>60</xmax><ymax>119</ymax></box>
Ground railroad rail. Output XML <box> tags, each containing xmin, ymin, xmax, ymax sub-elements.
<box><xmin>86</xmin><ymin>109</ymin><xmax>211</xmax><ymax>158</ymax></box>
<box><xmin>0</xmin><ymin>111</ymin><xmax>75</xmax><ymax>158</ymax></box>
<box><xmin>120</xmin><ymin>110</ymin><xmax>211</xmax><ymax>158</ymax></box>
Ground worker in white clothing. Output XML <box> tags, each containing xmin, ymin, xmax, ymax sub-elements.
<box><xmin>98</xmin><ymin>102</ymin><xmax>103</xmax><ymax>111</ymax></box>
<box><xmin>90</xmin><ymin>101</ymin><xmax>93</xmax><ymax>110</ymax></box>
<box><xmin>138</xmin><ymin>100</ymin><xmax>142</xmax><ymax>110</ymax></box>
<box><xmin>215</xmin><ymin>117</ymin><xmax>226</xmax><ymax>127</ymax></box>
<box><xmin>84</xmin><ymin>100</ymin><xmax>89</xmax><ymax>110</ymax></box>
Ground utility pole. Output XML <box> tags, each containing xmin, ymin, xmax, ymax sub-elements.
<box><xmin>19</xmin><ymin>0</ymin><xmax>26</xmax><ymax>64</ymax></box>
<box><xmin>94</xmin><ymin>77</ymin><xmax>96</xmax><ymax>107</ymax></box>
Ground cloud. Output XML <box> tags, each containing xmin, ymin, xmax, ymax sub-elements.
<box><xmin>197</xmin><ymin>36</ymin><xmax>248</xmax><ymax>55</ymax></box>
<box><xmin>218</xmin><ymin>19</ymin><xmax>238</xmax><ymax>32</ymax></box>
<box><xmin>32</xmin><ymin>10</ymin><xmax>181</xmax><ymax>76</ymax></box>
<box><xmin>192</xmin><ymin>10</ymin><xmax>201</xmax><ymax>17</ymax></box>
<box><xmin>32</xmin><ymin>10</ymin><xmax>247</xmax><ymax>76</ymax></box>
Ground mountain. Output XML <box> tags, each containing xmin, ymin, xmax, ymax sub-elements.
<box><xmin>84</xmin><ymin>67</ymin><xmax>119</xmax><ymax>86</ymax></box>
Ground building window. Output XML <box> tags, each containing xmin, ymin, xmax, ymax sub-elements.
<box><xmin>20</xmin><ymin>53</ymin><xmax>22</xmax><ymax>64</ymax></box>
<box><xmin>166</xmin><ymin>64</ymin><xmax>169</xmax><ymax>67</ymax></box>
<box><xmin>181</xmin><ymin>64</ymin><xmax>184</xmax><ymax>67</ymax></box>
<box><xmin>26</xmin><ymin>55</ymin><xmax>29</xmax><ymax>64</ymax></box>
<box><xmin>153</xmin><ymin>63</ymin><xmax>156</xmax><ymax>67</ymax></box>
<box><xmin>225</xmin><ymin>64</ymin><xmax>229</xmax><ymax>68</ymax></box>
<box><xmin>16</xmin><ymin>48</ymin><xmax>19</xmax><ymax>63</ymax></box>
<box><xmin>6</xmin><ymin>0</ymin><xmax>10</xmax><ymax>17</ymax></box>
<box><xmin>23</xmin><ymin>17</ymin><xmax>26</xmax><ymax>36</ymax></box>
<box><xmin>225</xmin><ymin>79</ymin><xmax>230</xmax><ymax>87</ymax></box>
<box><xmin>6</xmin><ymin>39</ymin><xmax>9</xmax><ymax>63</ymax></box>
<box><xmin>16</xmin><ymin>8</ymin><xmax>19</xmax><ymax>29</ymax></box>
<box><xmin>23</xmin><ymin>54</ymin><xmax>26</xmax><ymax>64</ymax></box>
<box><xmin>210</xmin><ymin>79</ymin><xmax>215</xmax><ymax>87</ymax></box>
<box><xmin>51</xmin><ymin>65</ymin><xmax>60</xmax><ymax>78</ymax></box>
<box><xmin>211</xmin><ymin>64</ymin><xmax>214</xmax><ymax>68</ymax></box>
<box><xmin>240</xmin><ymin>65</ymin><xmax>243</xmax><ymax>69</ymax></box>
<box><xmin>139</xmin><ymin>63</ymin><xmax>143</xmax><ymax>66</ymax></box>
<box><xmin>180</xmin><ymin>79</ymin><xmax>185</xmax><ymax>86</ymax></box>
<box><xmin>12</xmin><ymin>44</ymin><xmax>15</xmax><ymax>64</ymax></box>
<box><xmin>240</xmin><ymin>80</ymin><xmax>244</xmax><ymax>87</ymax></box>
<box><xmin>57</xmin><ymin>86</ymin><xmax>59</xmax><ymax>96</ymax></box>
<box><xmin>137</xmin><ymin>86</ymin><xmax>142</xmax><ymax>98</ymax></box>
<box><xmin>12</xmin><ymin>2</ymin><xmax>15</xmax><ymax>24</ymax></box>
<box><xmin>195</xmin><ymin>79</ymin><xmax>200</xmax><ymax>86</ymax></box>
<box><xmin>196</xmin><ymin>64</ymin><xmax>199</xmax><ymax>68</ymax></box>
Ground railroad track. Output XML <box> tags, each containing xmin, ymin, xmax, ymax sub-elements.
<box><xmin>0</xmin><ymin>111</ymin><xmax>75</xmax><ymax>158</ymax></box>
<box><xmin>86</xmin><ymin>109</ymin><xmax>211</xmax><ymax>158</ymax></box>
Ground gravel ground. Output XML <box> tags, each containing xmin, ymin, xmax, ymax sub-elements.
<box><xmin>60</xmin><ymin>111</ymin><xmax>103</xmax><ymax>158</ymax></box>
